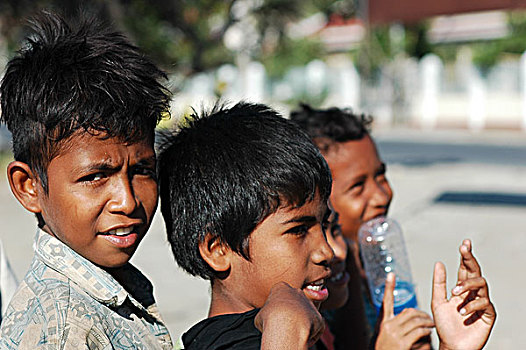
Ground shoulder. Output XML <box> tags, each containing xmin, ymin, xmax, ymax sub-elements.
<box><xmin>182</xmin><ymin>309</ymin><xmax>261</xmax><ymax>350</ymax></box>
<box><xmin>0</xmin><ymin>262</ymin><xmax>109</xmax><ymax>349</ymax></box>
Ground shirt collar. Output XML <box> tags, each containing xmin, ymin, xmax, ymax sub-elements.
<box><xmin>33</xmin><ymin>229</ymin><xmax>153</xmax><ymax>309</ymax></box>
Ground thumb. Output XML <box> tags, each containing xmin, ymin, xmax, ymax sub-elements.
<box><xmin>382</xmin><ymin>272</ymin><xmax>395</xmax><ymax>319</ymax></box>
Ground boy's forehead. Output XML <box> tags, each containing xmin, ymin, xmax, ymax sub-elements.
<box><xmin>277</xmin><ymin>194</ymin><xmax>328</xmax><ymax>219</ymax></box>
<box><xmin>326</xmin><ymin>136</ymin><xmax>380</xmax><ymax>168</ymax></box>
<box><xmin>57</xmin><ymin>130</ymin><xmax>154</xmax><ymax>156</ymax></box>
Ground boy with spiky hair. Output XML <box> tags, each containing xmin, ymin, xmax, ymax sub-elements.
<box><xmin>0</xmin><ymin>12</ymin><xmax>172</xmax><ymax>349</ymax></box>
<box><xmin>158</xmin><ymin>102</ymin><xmax>335</xmax><ymax>349</ymax></box>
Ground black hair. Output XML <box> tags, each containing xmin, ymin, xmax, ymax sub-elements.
<box><xmin>158</xmin><ymin>102</ymin><xmax>332</xmax><ymax>280</ymax></box>
<box><xmin>0</xmin><ymin>11</ymin><xmax>170</xmax><ymax>191</ymax></box>
<box><xmin>290</xmin><ymin>103</ymin><xmax>372</xmax><ymax>154</ymax></box>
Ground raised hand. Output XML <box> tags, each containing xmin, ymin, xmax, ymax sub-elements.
<box><xmin>375</xmin><ymin>273</ymin><xmax>434</xmax><ymax>350</ymax></box>
<box><xmin>432</xmin><ymin>240</ymin><xmax>496</xmax><ymax>350</ymax></box>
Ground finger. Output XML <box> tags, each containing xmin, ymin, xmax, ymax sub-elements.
<box><xmin>382</xmin><ymin>272</ymin><xmax>396</xmax><ymax>319</ymax></box>
<box><xmin>403</xmin><ymin>326</ymin><xmax>433</xmax><ymax>348</ymax></box>
<box><xmin>432</xmin><ymin>262</ymin><xmax>447</xmax><ymax>310</ymax></box>
<box><xmin>457</xmin><ymin>295</ymin><xmax>490</xmax><ymax>316</ymax></box>
<box><xmin>396</xmin><ymin>308</ymin><xmax>434</xmax><ymax>328</ymax></box>
<box><xmin>452</xmin><ymin>276</ymin><xmax>488</xmax><ymax>298</ymax></box>
<box><xmin>399</xmin><ymin>315</ymin><xmax>435</xmax><ymax>336</ymax></box>
<box><xmin>457</xmin><ymin>239</ymin><xmax>481</xmax><ymax>282</ymax></box>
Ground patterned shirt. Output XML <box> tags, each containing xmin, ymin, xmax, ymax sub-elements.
<box><xmin>0</xmin><ymin>238</ymin><xmax>19</xmax><ymax>323</ymax></box>
<box><xmin>0</xmin><ymin>230</ymin><xmax>173</xmax><ymax>349</ymax></box>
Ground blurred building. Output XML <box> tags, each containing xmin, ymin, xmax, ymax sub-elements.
<box><xmin>366</xmin><ymin>0</ymin><xmax>526</xmax><ymax>24</ymax></box>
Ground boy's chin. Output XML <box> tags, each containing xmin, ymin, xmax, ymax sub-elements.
<box><xmin>99</xmin><ymin>261</ymin><xmax>130</xmax><ymax>270</ymax></box>
<box><xmin>92</xmin><ymin>251</ymin><xmax>135</xmax><ymax>270</ymax></box>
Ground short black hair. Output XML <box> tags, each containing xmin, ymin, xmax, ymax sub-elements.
<box><xmin>0</xmin><ymin>11</ymin><xmax>170</xmax><ymax>191</ymax></box>
<box><xmin>158</xmin><ymin>102</ymin><xmax>332</xmax><ymax>280</ymax></box>
<box><xmin>290</xmin><ymin>103</ymin><xmax>372</xmax><ymax>154</ymax></box>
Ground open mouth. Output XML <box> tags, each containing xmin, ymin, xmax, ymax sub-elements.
<box><xmin>99</xmin><ymin>226</ymin><xmax>139</xmax><ymax>248</ymax></box>
<box><xmin>302</xmin><ymin>278</ymin><xmax>329</xmax><ymax>303</ymax></box>
<box><xmin>106</xmin><ymin>227</ymin><xmax>134</xmax><ymax>236</ymax></box>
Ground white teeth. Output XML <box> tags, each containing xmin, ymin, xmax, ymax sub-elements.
<box><xmin>107</xmin><ymin>227</ymin><xmax>133</xmax><ymax>236</ymax></box>
<box><xmin>306</xmin><ymin>285</ymin><xmax>323</xmax><ymax>291</ymax></box>
<box><xmin>305</xmin><ymin>279</ymin><xmax>325</xmax><ymax>291</ymax></box>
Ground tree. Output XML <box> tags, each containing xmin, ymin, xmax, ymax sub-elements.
<box><xmin>0</xmin><ymin>0</ymin><xmax>331</xmax><ymax>77</ymax></box>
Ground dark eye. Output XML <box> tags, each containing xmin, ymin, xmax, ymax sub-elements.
<box><xmin>349</xmin><ymin>180</ymin><xmax>365</xmax><ymax>194</ymax></box>
<box><xmin>79</xmin><ymin>172</ymin><xmax>105</xmax><ymax>183</ymax></box>
<box><xmin>286</xmin><ymin>225</ymin><xmax>309</xmax><ymax>236</ymax></box>
<box><xmin>133</xmin><ymin>166</ymin><xmax>156</xmax><ymax>179</ymax></box>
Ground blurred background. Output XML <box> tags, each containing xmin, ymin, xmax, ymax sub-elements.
<box><xmin>1</xmin><ymin>0</ymin><xmax>526</xmax><ymax>348</ymax></box>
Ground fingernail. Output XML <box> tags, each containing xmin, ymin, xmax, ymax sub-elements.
<box><xmin>452</xmin><ymin>286</ymin><xmax>462</xmax><ymax>295</ymax></box>
<box><xmin>459</xmin><ymin>308</ymin><xmax>467</xmax><ymax>315</ymax></box>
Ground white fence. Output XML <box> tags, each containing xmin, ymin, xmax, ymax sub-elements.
<box><xmin>173</xmin><ymin>51</ymin><xmax>526</xmax><ymax>131</ymax></box>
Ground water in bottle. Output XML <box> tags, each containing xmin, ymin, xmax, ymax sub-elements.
<box><xmin>358</xmin><ymin>216</ymin><xmax>418</xmax><ymax>315</ymax></box>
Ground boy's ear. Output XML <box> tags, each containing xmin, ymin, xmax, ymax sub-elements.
<box><xmin>7</xmin><ymin>161</ymin><xmax>43</xmax><ymax>214</ymax></box>
<box><xmin>199</xmin><ymin>233</ymin><xmax>232</xmax><ymax>274</ymax></box>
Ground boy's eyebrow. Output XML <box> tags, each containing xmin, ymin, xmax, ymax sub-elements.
<box><xmin>75</xmin><ymin>160</ymin><xmax>120</xmax><ymax>173</ymax></box>
<box><xmin>137</xmin><ymin>155</ymin><xmax>157</xmax><ymax>165</ymax></box>
<box><xmin>282</xmin><ymin>215</ymin><xmax>318</xmax><ymax>224</ymax></box>
<box><xmin>134</xmin><ymin>156</ymin><xmax>156</xmax><ymax>167</ymax></box>
<box><xmin>76</xmin><ymin>155</ymin><xmax>156</xmax><ymax>173</ymax></box>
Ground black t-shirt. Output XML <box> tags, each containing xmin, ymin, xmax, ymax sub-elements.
<box><xmin>182</xmin><ymin>309</ymin><xmax>262</xmax><ymax>350</ymax></box>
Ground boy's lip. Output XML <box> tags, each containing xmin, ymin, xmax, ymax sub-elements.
<box><xmin>302</xmin><ymin>273</ymin><xmax>331</xmax><ymax>303</ymax></box>
<box><xmin>98</xmin><ymin>224</ymin><xmax>143</xmax><ymax>248</ymax></box>
<box><xmin>99</xmin><ymin>223</ymin><xmax>142</xmax><ymax>236</ymax></box>
<box><xmin>368</xmin><ymin>211</ymin><xmax>388</xmax><ymax>222</ymax></box>
<box><xmin>100</xmin><ymin>233</ymin><xmax>139</xmax><ymax>248</ymax></box>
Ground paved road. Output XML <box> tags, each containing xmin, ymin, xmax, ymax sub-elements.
<box><xmin>1</xmin><ymin>128</ymin><xmax>525</xmax><ymax>348</ymax></box>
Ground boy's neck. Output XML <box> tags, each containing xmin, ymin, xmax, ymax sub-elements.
<box><xmin>208</xmin><ymin>280</ymin><xmax>255</xmax><ymax>317</ymax></box>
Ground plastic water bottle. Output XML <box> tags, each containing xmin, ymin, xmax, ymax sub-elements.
<box><xmin>358</xmin><ymin>216</ymin><xmax>418</xmax><ymax>315</ymax></box>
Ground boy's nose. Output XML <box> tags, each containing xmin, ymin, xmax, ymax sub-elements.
<box><xmin>370</xmin><ymin>181</ymin><xmax>393</xmax><ymax>209</ymax></box>
<box><xmin>107</xmin><ymin>177</ymin><xmax>139</xmax><ymax>215</ymax></box>
<box><xmin>312</xmin><ymin>230</ymin><xmax>335</xmax><ymax>267</ymax></box>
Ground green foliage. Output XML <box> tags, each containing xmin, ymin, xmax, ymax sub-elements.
<box><xmin>353</xmin><ymin>25</ymin><xmax>392</xmax><ymax>81</ymax></box>
<box><xmin>404</xmin><ymin>22</ymin><xmax>432</xmax><ymax>59</ymax></box>
<box><xmin>0</xmin><ymin>0</ymin><xmax>331</xmax><ymax>77</ymax></box>
<box><xmin>461</xmin><ymin>11</ymin><xmax>526</xmax><ymax>72</ymax></box>
<box><xmin>432</xmin><ymin>44</ymin><xmax>459</xmax><ymax>64</ymax></box>
<box><xmin>121</xmin><ymin>0</ymin><xmax>236</xmax><ymax>74</ymax></box>
<box><xmin>123</xmin><ymin>1</ymin><xmax>185</xmax><ymax>69</ymax></box>
<box><xmin>261</xmin><ymin>37</ymin><xmax>324</xmax><ymax>79</ymax></box>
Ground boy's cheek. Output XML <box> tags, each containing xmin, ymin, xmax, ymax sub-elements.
<box><xmin>135</xmin><ymin>179</ymin><xmax>159</xmax><ymax>212</ymax></box>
